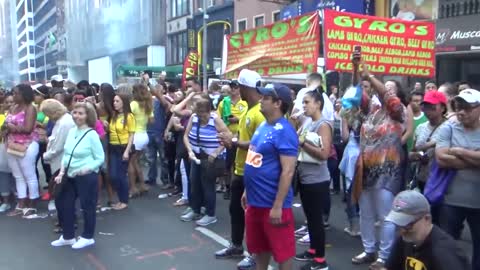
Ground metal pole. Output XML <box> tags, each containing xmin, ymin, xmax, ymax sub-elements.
<box><xmin>43</xmin><ymin>46</ymin><xmax>47</xmax><ymax>81</ymax></box>
<box><xmin>202</xmin><ymin>0</ymin><xmax>208</xmax><ymax>92</ymax></box>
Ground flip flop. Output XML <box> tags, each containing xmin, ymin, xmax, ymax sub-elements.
<box><xmin>7</xmin><ymin>207</ymin><xmax>24</xmax><ymax>217</ymax></box>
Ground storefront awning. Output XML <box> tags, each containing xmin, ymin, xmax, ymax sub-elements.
<box><xmin>116</xmin><ymin>65</ymin><xmax>183</xmax><ymax>78</ymax></box>
<box><xmin>436</xmin><ymin>15</ymin><xmax>480</xmax><ymax>54</ymax></box>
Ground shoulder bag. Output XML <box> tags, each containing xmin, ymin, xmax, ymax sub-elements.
<box><xmin>423</xmin><ymin>124</ymin><xmax>456</xmax><ymax>205</ymax></box>
<box><xmin>53</xmin><ymin>129</ymin><xmax>93</xmax><ymax>197</ymax></box>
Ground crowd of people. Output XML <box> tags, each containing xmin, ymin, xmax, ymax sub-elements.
<box><xmin>0</xmin><ymin>53</ymin><xmax>478</xmax><ymax>270</ymax></box>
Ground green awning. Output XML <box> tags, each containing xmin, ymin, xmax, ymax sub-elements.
<box><xmin>116</xmin><ymin>65</ymin><xmax>183</xmax><ymax>78</ymax></box>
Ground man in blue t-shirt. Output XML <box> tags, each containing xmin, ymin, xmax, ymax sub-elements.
<box><xmin>243</xmin><ymin>83</ymin><xmax>299</xmax><ymax>270</ymax></box>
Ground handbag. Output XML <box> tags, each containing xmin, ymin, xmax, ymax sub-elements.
<box><xmin>423</xmin><ymin>124</ymin><xmax>455</xmax><ymax>205</ymax></box>
<box><xmin>53</xmin><ymin>129</ymin><xmax>93</xmax><ymax>197</ymax></box>
<box><xmin>6</xmin><ymin>141</ymin><xmax>29</xmax><ymax>158</ymax></box>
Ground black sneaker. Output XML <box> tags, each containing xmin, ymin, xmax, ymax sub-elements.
<box><xmin>301</xmin><ymin>260</ymin><xmax>329</xmax><ymax>270</ymax></box>
<box><xmin>215</xmin><ymin>245</ymin><xmax>244</xmax><ymax>259</ymax></box>
<box><xmin>295</xmin><ymin>251</ymin><xmax>314</xmax><ymax>262</ymax></box>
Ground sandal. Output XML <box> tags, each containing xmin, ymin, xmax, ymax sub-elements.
<box><xmin>7</xmin><ymin>207</ymin><xmax>24</xmax><ymax>217</ymax></box>
<box><xmin>22</xmin><ymin>208</ymin><xmax>37</xmax><ymax>217</ymax></box>
<box><xmin>53</xmin><ymin>227</ymin><xmax>63</xmax><ymax>234</ymax></box>
<box><xmin>128</xmin><ymin>191</ymin><xmax>140</xmax><ymax>199</ymax></box>
<box><xmin>112</xmin><ymin>203</ymin><xmax>128</xmax><ymax>211</ymax></box>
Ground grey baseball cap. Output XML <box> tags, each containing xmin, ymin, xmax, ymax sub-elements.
<box><xmin>385</xmin><ymin>190</ymin><xmax>430</xmax><ymax>227</ymax></box>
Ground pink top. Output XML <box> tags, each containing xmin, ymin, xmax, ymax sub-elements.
<box><xmin>95</xmin><ymin>119</ymin><xmax>106</xmax><ymax>139</ymax></box>
<box><xmin>5</xmin><ymin>110</ymin><xmax>37</xmax><ymax>144</ymax></box>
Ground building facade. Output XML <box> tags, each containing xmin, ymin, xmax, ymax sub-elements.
<box><xmin>33</xmin><ymin>0</ymin><xmax>60</xmax><ymax>81</ymax></box>
<box><xmin>193</xmin><ymin>0</ymin><xmax>234</xmax><ymax>78</ymax></box>
<box><xmin>0</xmin><ymin>0</ymin><xmax>18</xmax><ymax>87</ymax></box>
<box><xmin>65</xmin><ymin>0</ymin><xmax>167</xmax><ymax>84</ymax></box>
<box><xmin>15</xmin><ymin>0</ymin><xmax>35</xmax><ymax>82</ymax></box>
<box><xmin>166</xmin><ymin>0</ymin><xmax>193</xmax><ymax>71</ymax></box>
<box><xmin>234</xmin><ymin>0</ymin><xmax>283</xmax><ymax>32</ymax></box>
<box><xmin>436</xmin><ymin>0</ymin><xmax>480</xmax><ymax>88</ymax></box>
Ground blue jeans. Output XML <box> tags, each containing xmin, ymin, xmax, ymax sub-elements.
<box><xmin>56</xmin><ymin>172</ymin><xmax>98</xmax><ymax>240</ymax></box>
<box><xmin>109</xmin><ymin>145</ymin><xmax>129</xmax><ymax>204</ymax></box>
<box><xmin>359</xmin><ymin>188</ymin><xmax>396</xmax><ymax>260</ymax></box>
<box><xmin>345</xmin><ymin>179</ymin><xmax>359</xmax><ymax>222</ymax></box>
<box><xmin>146</xmin><ymin>134</ymin><xmax>169</xmax><ymax>185</ymax></box>
<box><xmin>439</xmin><ymin>204</ymin><xmax>480</xmax><ymax>270</ymax></box>
<box><xmin>190</xmin><ymin>159</ymin><xmax>223</xmax><ymax>216</ymax></box>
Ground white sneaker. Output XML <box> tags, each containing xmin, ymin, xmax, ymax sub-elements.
<box><xmin>0</xmin><ymin>203</ymin><xmax>11</xmax><ymax>213</ymax></box>
<box><xmin>344</xmin><ymin>227</ymin><xmax>361</xmax><ymax>237</ymax></box>
<box><xmin>297</xmin><ymin>234</ymin><xmax>310</xmax><ymax>245</ymax></box>
<box><xmin>196</xmin><ymin>215</ymin><xmax>217</xmax><ymax>226</ymax></box>
<box><xmin>51</xmin><ymin>236</ymin><xmax>77</xmax><ymax>247</ymax></box>
<box><xmin>72</xmin><ymin>237</ymin><xmax>95</xmax><ymax>249</ymax></box>
<box><xmin>48</xmin><ymin>200</ymin><xmax>56</xmax><ymax>211</ymax></box>
<box><xmin>294</xmin><ymin>225</ymin><xmax>308</xmax><ymax>237</ymax></box>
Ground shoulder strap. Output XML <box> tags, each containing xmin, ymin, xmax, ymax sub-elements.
<box><xmin>426</xmin><ymin>119</ymin><xmax>446</xmax><ymax>142</ymax></box>
<box><xmin>65</xmin><ymin>129</ymin><xmax>93</xmax><ymax>174</ymax></box>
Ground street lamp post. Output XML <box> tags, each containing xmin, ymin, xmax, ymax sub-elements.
<box><xmin>202</xmin><ymin>0</ymin><xmax>208</xmax><ymax>91</ymax></box>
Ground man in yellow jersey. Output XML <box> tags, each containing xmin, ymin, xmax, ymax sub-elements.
<box><xmin>217</xmin><ymin>69</ymin><xmax>264</xmax><ymax>269</ymax></box>
<box><xmin>217</xmin><ymin>82</ymin><xmax>247</xmax><ymax>199</ymax></box>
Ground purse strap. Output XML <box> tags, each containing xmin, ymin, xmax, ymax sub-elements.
<box><xmin>65</xmin><ymin>129</ymin><xmax>93</xmax><ymax>175</ymax></box>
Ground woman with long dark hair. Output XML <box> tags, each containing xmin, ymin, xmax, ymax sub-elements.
<box><xmin>295</xmin><ymin>89</ymin><xmax>332</xmax><ymax>270</ymax></box>
<box><xmin>128</xmin><ymin>84</ymin><xmax>152</xmax><ymax>197</ymax></box>
<box><xmin>4</xmin><ymin>84</ymin><xmax>39</xmax><ymax>217</ymax></box>
<box><xmin>96</xmin><ymin>83</ymin><xmax>115</xmax><ymax>206</ymax></box>
<box><xmin>108</xmin><ymin>93</ymin><xmax>135</xmax><ymax>210</ymax></box>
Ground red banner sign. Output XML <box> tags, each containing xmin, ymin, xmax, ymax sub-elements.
<box><xmin>181</xmin><ymin>50</ymin><xmax>199</xmax><ymax>88</ymax></box>
<box><xmin>323</xmin><ymin>9</ymin><xmax>436</xmax><ymax>78</ymax></box>
<box><xmin>225</xmin><ymin>12</ymin><xmax>320</xmax><ymax>78</ymax></box>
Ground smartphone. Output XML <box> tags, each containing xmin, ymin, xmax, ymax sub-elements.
<box><xmin>353</xmin><ymin>45</ymin><xmax>361</xmax><ymax>60</ymax></box>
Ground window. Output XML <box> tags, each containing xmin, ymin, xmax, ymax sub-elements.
<box><xmin>28</xmin><ymin>31</ymin><xmax>34</xmax><ymax>40</ymax></box>
<box><xmin>170</xmin><ymin>0</ymin><xmax>189</xmax><ymax>18</ymax></box>
<box><xmin>29</xmin><ymin>60</ymin><xmax>35</xmax><ymax>67</ymax></box>
<box><xmin>273</xmin><ymin>11</ymin><xmax>280</xmax><ymax>22</ymax></box>
<box><xmin>237</xmin><ymin>19</ymin><xmax>246</xmax><ymax>32</ymax></box>
<box><xmin>28</xmin><ymin>18</ymin><xmax>33</xmax><ymax>26</ymax></box>
<box><xmin>208</xmin><ymin>0</ymin><xmax>215</xmax><ymax>7</ymax></box>
<box><xmin>254</xmin><ymin>15</ymin><xmax>264</xmax><ymax>27</ymax></box>
<box><xmin>26</xmin><ymin>0</ymin><xmax>32</xmax><ymax>12</ymax></box>
<box><xmin>167</xmin><ymin>31</ymin><xmax>188</xmax><ymax>65</ymax></box>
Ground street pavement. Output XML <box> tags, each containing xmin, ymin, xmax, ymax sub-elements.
<box><xmin>0</xmin><ymin>185</ymin><xmax>472</xmax><ymax>270</ymax></box>
<box><xmin>0</xmin><ymin>184</ymin><xmax>367</xmax><ymax>270</ymax></box>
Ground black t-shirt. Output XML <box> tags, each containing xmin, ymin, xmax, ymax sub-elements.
<box><xmin>386</xmin><ymin>225</ymin><xmax>470</xmax><ymax>270</ymax></box>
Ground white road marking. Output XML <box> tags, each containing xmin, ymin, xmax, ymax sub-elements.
<box><xmin>195</xmin><ymin>227</ymin><xmax>275</xmax><ymax>270</ymax></box>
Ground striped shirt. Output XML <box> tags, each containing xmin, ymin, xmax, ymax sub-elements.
<box><xmin>188</xmin><ymin>113</ymin><xmax>224</xmax><ymax>157</ymax></box>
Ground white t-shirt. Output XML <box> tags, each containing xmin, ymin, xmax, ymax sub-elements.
<box><xmin>293</xmin><ymin>87</ymin><xmax>334</xmax><ymax>121</ymax></box>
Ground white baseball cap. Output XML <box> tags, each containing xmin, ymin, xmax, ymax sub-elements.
<box><xmin>454</xmin><ymin>89</ymin><xmax>480</xmax><ymax>104</ymax></box>
<box><xmin>237</xmin><ymin>69</ymin><xmax>261</xmax><ymax>88</ymax></box>
<box><xmin>50</xmin><ymin>74</ymin><xmax>64</xmax><ymax>82</ymax></box>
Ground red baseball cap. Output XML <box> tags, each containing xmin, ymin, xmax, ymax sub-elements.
<box><xmin>422</xmin><ymin>91</ymin><xmax>447</xmax><ymax>105</ymax></box>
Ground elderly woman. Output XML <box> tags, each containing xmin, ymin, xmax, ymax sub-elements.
<box><xmin>40</xmin><ymin>99</ymin><xmax>75</xmax><ymax>210</ymax></box>
<box><xmin>51</xmin><ymin>102</ymin><xmax>104</xmax><ymax>249</ymax></box>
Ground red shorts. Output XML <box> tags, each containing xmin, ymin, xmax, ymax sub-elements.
<box><xmin>245</xmin><ymin>206</ymin><xmax>295</xmax><ymax>263</ymax></box>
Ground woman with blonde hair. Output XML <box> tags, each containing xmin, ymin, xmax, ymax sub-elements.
<box><xmin>51</xmin><ymin>102</ymin><xmax>104</xmax><ymax>249</ymax></box>
<box><xmin>128</xmin><ymin>84</ymin><xmax>152</xmax><ymax>197</ymax></box>
<box><xmin>40</xmin><ymin>99</ymin><xmax>75</xmax><ymax>212</ymax></box>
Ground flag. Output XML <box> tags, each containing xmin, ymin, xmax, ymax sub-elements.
<box><xmin>47</xmin><ymin>32</ymin><xmax>56</xmax><ymax>48</ymax></box>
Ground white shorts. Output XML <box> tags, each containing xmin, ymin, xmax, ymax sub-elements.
<box><xmin>133</xmin><ymin>132</ymin><xmax>149</xmax><ymax>151</ymax></box>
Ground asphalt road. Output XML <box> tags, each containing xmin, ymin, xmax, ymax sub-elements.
<box><xmin>0</xmin><ymin>182</ymin><xmax>371</xmax><ymax>270</ymax></box>
<box><xmin>0</xmin><ymin>182</ymin><xmax>472</xmax><ymax>270</ymax></box>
